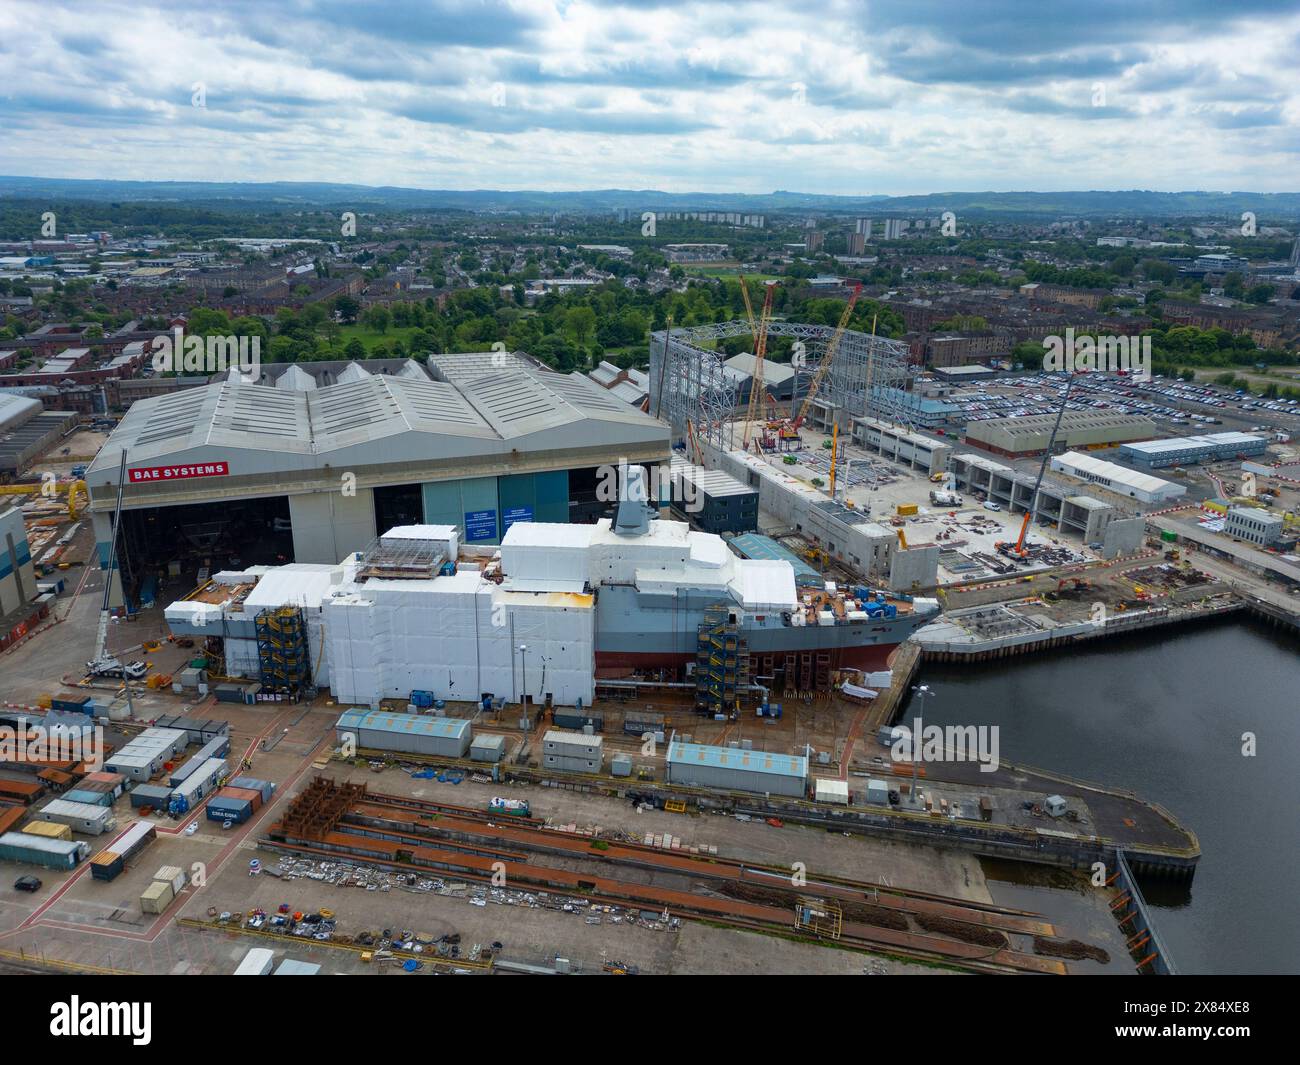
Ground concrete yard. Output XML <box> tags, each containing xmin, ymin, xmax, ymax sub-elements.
<box><xmin>0</xmin><ymin>702</ymin><xmax>1132</xmax><ymax>975</ymax></box>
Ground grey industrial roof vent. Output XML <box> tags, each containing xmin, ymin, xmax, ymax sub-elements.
<box><xmin>613</xmin><ymin>463</ymin><xmax>653</xmax><ymax>537</ymax></box>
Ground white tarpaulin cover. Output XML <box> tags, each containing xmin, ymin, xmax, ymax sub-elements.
<box><xmin>324</xmin><ymin>569</ymin><xmax>595</xmax><ymax>707</ymax></box>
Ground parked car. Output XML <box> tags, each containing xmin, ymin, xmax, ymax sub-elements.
<box><xmin>14</xmin><ymin>876</ymin><xmax>42</xmax><ymax>893</ymax></box>
<box><xmin>983</xmin><ymin>501</ymin><xmax>1002</xmax><ymax>511</ymax></box>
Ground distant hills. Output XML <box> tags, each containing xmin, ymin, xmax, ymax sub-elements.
<box><xmin>2</xmin><ymin>175</ymin><xmax>1298</xmax><ymax>219</ymax></box>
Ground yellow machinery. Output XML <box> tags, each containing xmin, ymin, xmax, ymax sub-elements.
<box><xmin>0</xmin><ymin>479</ymin><xmax>86</xmax><ymax>518</ymax></box>
<box><xmin>738</xmin><ymin>276</ymin><xmax>777</xmax><ymax>453</ymax></box>
<box><xmin>896</xmin><ymin>527</ymin><xmax>908</xmax><ymax>550</ymax></box>
<box><xmin>791</xmin><ymin>283</ymin><xmax>862</xmax><ymax>431</ymax></box>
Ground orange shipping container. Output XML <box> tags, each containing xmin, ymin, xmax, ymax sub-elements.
<box><xmin>218</xmin><ymin>786</ymin><xmax>262</xmax><ymax>813</ymax></box>
<box><xmin>0</xmin><ymin>779</ymin><xmax>44</xmax><ymax>803</ymax></box>
<box><xmin>0</xmin><ymin>806</ymin><xmax>25</xmax><ymax>834</ymax></box>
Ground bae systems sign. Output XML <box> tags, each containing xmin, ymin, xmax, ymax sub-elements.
<box><xmin>128</xmin><ymin>462</ymin><xmax>230</xmax><ymax>483</ymax></box>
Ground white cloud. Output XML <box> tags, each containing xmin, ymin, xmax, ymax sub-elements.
<box><xmin>0</xmin><ymin>0</ymin><xmax>1296</xmax><ymax>192</ymax></box>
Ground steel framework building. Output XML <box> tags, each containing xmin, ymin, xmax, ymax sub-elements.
<box><xmin>650</xmin><ymin>320</ymin><xmax>914</xmax><ymax>449</ymax></box>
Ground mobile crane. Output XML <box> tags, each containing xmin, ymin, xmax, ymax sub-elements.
<box><xmin>1010</xmin><ymin>374</ymin><xmax>1077</xmax><ymax>557</ymax></box>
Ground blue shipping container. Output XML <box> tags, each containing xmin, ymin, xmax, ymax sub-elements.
<box><xmin>207</xmin><ymin>799</ymin><xmax>252</xmax><ymax>824</ymax></box>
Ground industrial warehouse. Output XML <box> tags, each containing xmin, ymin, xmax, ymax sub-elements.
<box><xmin>964</xmin><ymin>411</ymin><xmax>1157</xmax><ymax>457</ymax></box>
<box><xmin>84</xmin><ymin>358</ymin><xmax>669</xmax><ymax>607</ymax></box>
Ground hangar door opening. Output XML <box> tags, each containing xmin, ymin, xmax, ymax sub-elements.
<box><xmin>116</xmin><ymin>495</ymin><xmax>292</xmax><ymax>609</ymax></box>
<box><xmin>374</xmin><ymin>482</ymin><xmax>424</xmax><ymax>535</ymax></box>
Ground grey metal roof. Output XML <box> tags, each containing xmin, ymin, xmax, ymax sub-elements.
<box><xmin>87</xmin><ymin>361</ymin><xmax>668</xmax><ymax>484</ymax></box>
<box><xmin>428</xmin><ymin>350</ymin><xmax>534</xmax><ymax>384</ymax></box>
<box><xmin>0</xmin><ymin>392</ymin><xmax>41</xmax><ymax>432</ymax></box>
<box><xmin>276</xmin><ymin>364</ymin><xmax>317</xmax><ymax>391</ymax></box>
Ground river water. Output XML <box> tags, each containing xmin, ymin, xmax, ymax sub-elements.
<box><xmin>902</xmin><ymin>618</ymin><xmax>1300</xmax><ymax>975</ymax></box>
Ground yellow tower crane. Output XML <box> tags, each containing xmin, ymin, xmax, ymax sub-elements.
<box><xmin>790</xmin><ymin>283</ymin><xmax>862</xmax><ymax>431</ymax></box>
<box><xmin>738</xmin><ymin>276</ymin><xmax>777</xmax><ymax>453</ymax></box>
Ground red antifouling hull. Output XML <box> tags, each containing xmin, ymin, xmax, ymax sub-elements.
<box><xmin>594</xmin><ymin>643</ymin><xmax>901</xmax><ymax>679</ymax></box>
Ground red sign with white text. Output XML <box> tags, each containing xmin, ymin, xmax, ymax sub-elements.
<box><xmin>128</xmin><ymin>462</ymin><xmax>230</xmax><ymax>483</ymax></box>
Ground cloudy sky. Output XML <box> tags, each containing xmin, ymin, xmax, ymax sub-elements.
<box><xmin>1</xmin><ymin>0</ymin><xmax>1298</xmax><ymax>194</ymax></box>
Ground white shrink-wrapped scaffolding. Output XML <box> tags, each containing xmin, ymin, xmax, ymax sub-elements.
<box><xmin>322</xmin><ymin>569</ymin><xmax>596</xmax><ymax>707</ymax></box>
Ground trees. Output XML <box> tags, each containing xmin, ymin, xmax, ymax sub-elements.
<box><xmin>564</xmin><ymin>305</ymin><xmax>597</xmax><ymax>346</ymax></box>
<box><xmin>1141</xmin><ymin>259</ymin><xmax>1177</xmax><ymax>285</ymax></box>
<box><xmin>332</xmin><ymin>294</ymin><xmax>360</xmax><ymax>324</ymax></box>
<box><xmin>361</xmin><ymin>306</ymin><xmax>390</xmax><ymax>334</ymax></box>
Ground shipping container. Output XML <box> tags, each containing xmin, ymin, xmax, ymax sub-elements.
<box><xmin>228</xmin><ymin>776</ymin><xmax>274</xmax><ymax>804</ymax></box>
<box><xmin>553</xmin><ymin>711</ymin><xmax>603</xmax><ymax>732</ymax></box>
<box><xmin>63</xmin><ymin>788</ymin><xmax>114</xmax><ymax>808</ymax></box>
<box><xmin>22</xmin><ymin>820</ymin><xmax>72</xmax><ymax>841</ymax></box>
<box><xmin>139</xmin><ymin>879</ymin><xmax>174</xmax><ymax>914</ymax></box>
<box><xmin>219</xmin><ymin>786</ymin><xmax>263</xmax><ymax>813</ymax></box>
<box><xmin>0</xmin><ymin>830</ymin><xmax>88</xmax><ymax>869</ymax></box>
<box><xmin>206</xmin><ymin>795</ymin><xmax>252</xmax><ymax>824</ymax></box>
<box><xmin>49</xmin><ymin>694</ymin><xmax>94</xmax><ymax>715</ymax></box>
<box><xmin>0</xmin><ymin>806</ymin><xmax>25</xmax><ymax>835</ymax></box>
<box><xmin>0</xmin><ymin>778</ymin><xmax>44</xmax><ymax>805</ymax></box>
<box><xmin>90</xmin><ymin>850</ymin><xmax>124</xmax><ymax>881</ymax></box>
<box><xmin>33</xmin><ymin>798</ymin><xmax>115</xmax><ymax>835</ymax></box>
<box><xmin>153</xmin><ymin>865</ymin><xmax>187</xmax><ymax>894</ymax></box>
<box><xmin>128</xmin><ymin>783</ymin><xmax>174</xmax><ymax>810</ymax></box>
